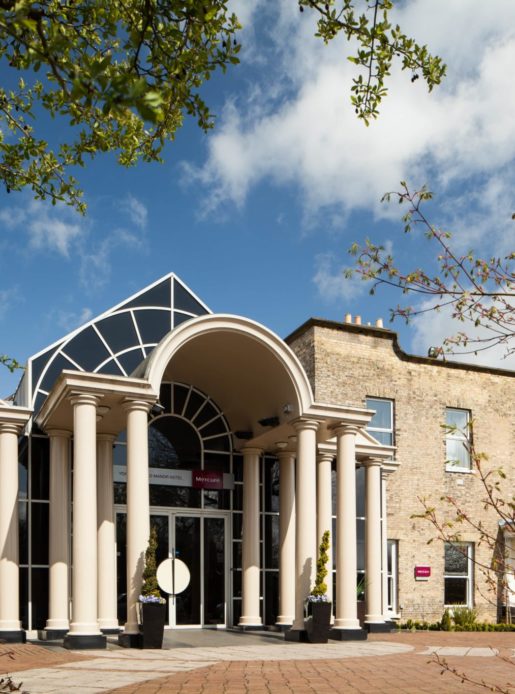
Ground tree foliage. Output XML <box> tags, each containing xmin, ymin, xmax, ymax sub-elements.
<box><xmin>346</xmin><ymin>183</ymin><xmax>515</xmax><ymax>359</ymax></box>
<box><xmin>300</xmin><ymin>0</ymin><xmax>446</xmax><ymax>124</ymax></box>
<box><xmin>0</xmin><ymin>0</ymin><xmax>241</xmax><ymax>213</ymax></box>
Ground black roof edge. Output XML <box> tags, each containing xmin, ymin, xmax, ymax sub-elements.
<box><xmin>285</xmin><ymin>317</ymin><xmax>515</xmax><ymax>378</ymax></box>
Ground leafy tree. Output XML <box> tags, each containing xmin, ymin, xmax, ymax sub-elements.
<box><xmin>0</xmin><ymin>0</ymin><xmax>241</xmax><ymax>213</ymax></box>
<box><xmin>347</xmin><ymin>183</ymin><xmax>515</xmax><ymax>360</ymax></box>
<box><xmin>0</xmin><ymin>1</ymin><xmax>444</xmax><ymax>214</ymax></box>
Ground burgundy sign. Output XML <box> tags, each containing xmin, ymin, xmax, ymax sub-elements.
<box><xmin>414</xmin><ymin>565</ymin><xmax>431</xmax><ymax>580</ymax></box>
<box><xmin>192</xmin><ymin>470</ymin><xmax>224</xmax><ymax>490</ymax></box>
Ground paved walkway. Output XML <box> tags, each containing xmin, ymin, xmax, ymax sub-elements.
<box><xmin>0</xmin><ymin>631</ymin><xmax>513</xmax><ymax>693</ymax></box>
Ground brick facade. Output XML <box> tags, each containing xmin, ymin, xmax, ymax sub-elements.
<box><xmin>287</xmin><ymin>319</ymin><xmax>515</xmax><ymax>623</ymax></box>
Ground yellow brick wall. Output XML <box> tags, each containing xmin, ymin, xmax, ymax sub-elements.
<box><xmin>288</xmin><ymin>321</ymin><xmax>515</xmax><ymax>623</ymax></box>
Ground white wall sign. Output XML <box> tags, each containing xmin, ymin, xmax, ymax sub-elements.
<box><xmin>113</xmin><ymin>466</ymin><xmax>234</xmax><ymax>489</ymax></box>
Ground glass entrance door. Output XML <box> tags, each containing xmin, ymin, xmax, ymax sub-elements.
<box><xmin>116</xmin><ymin>509</ymin><xmax>229</xmax><ymax>628</ymax></box>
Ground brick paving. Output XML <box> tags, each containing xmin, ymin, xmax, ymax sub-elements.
<box><xmin>106</xmin><ymin>632</ymin><xmax>515</xmax><ymax>694</ymax></box>
<box><xmin>0</xmin><ymin>631</ymin><xmax>513</xmax><ymax>693</ymax></box>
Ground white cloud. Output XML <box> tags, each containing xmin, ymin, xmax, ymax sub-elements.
<box><xmin>120</xmin><ymin>195</ymin><xmax>148</xmax><ymax>230</ymax></box>
<box><xmin>186</xmin><ymin>0</ymin><xmax>515</xmax><ymax>256</ymax></box>
<box><xmin>313</xmin><ymin>252</ymin><xmax>370</xmax><ymax>302</ymax></box>
<box><xmin>410</xmin><ymin>300</ymin><xmax>515</xmax><ymax>370</ymax></box>
<box><xmin>0</xmin><ymin>287</ymin><xmax>19</xmax><ymax>320</ymax></box>
<box><xmin>55</xmin><ymin>307</ymin><xmax>93</xmax><ymax>332</ymax></box>
<box><xmin>79</xmin><ymin>227</ymin><xmax>146</xmax><ymax>292</ymax></box>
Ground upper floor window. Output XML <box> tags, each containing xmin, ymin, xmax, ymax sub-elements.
<box><xmin>445</xmin><ymin>408</ymin><xmax>471</xmax><ymax>471</ymax></box>
<box><xmin>366</xmin><ymin>398</ymin><xmax>394</xmax><ymax>446</ymax></box>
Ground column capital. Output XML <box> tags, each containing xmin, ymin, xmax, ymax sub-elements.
<box><xmin>97</xmin><ymin>433</ymin><xmax>116</xmax><ymax>444</ymax></box>
<box><xmin>241</xmin><ymin>446</ymin><xmax>263</xmax><ymax>457</ymax></box>
<box><xmin>317</xmin><ymin>450</ymin><xmax>334</xmax><ymax>465</ymax></box>
<box><xmin>331</xmin><ymin>423</ymin><xmax>360</xmax><ymax>437</ymax></box>
<box><xmin>292</xmin><ymin>417</ymin><xmax>319</xmax><ymax>433</ymax></box>
<box><xmin>122</xmin><ymin>398</ymin><xmax>152</xmax><ymax>414</ymax></box>
<box><xmin>363</xmin><ymin>457</ymin><xmax>383</xmax><ymax>469</ymax></box>
<box><xmin>46</xmin><ymin>428</ymin><xmax>72</xmax><ymax>439</ymax></box>
<box><xmin>69</xmin><ymin>392</ymin><xmax>102</xmax><ymax>408</ymax></box>
<box><xmin>0</xmin><ymin>422</ymin><xmax>22</xmax><ymax>436</ymax></box>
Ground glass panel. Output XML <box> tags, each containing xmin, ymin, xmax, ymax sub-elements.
<box><xmin>446</xmin><ymin>408</ymin><xmax>469</xmax><ymax>431</ymax></box>
<box><xmin>31</xmin><ymin>503</ymin><xmax>49</xmax><ymax>565</ymax></box>
<box><xmin>116</xmin><ymin>513</ymin><xmax>127</xmax><ymax>623</ymax></box>
<box><xmin>174</xmin><ymin>312</ymin><xmax>194</xmax><ymax>327</ymax></box>
<box><xmin>114</xmin><ymin>444</ymin><xmax>126</xmax><ymax>467</ymax></box>
<box><xmin>233</xmin><ymin>455</ymin><xmax>243</xmax><ymax>483</ymax></box>
<box><xmin>31</xmin><ymin>568</ymin><xmax>49</xmax><ymax>629</ymax></box>
<box><xmin>19</xmin><ymin>502</ymin><xmax>28</xmax><ymax>565</ymax></box>
<box><xmin>173</xmin><ymin>279</ymin><xmax>208</xmax><ymax>315</ymax></box>
<box><xmin>19</xmin><ymin>437</ymin><xmax>28</xmax><ymax>500</ymax></box>
<box><xmin>150</xmin><ymin>515</ymin><xmax>169</xmax><ymax>617</ymax></box>
<box><xmin>446</xmin><ymin>438</ymin><xmax>470</xmax><ymax>468</ymax></box>
<box><xmin>63</xmin><ymin>327</ymin><xmax>111</xmax><ymax>372</ymax></box>
<box><xmin>194</xmin><ymin>402</ymin><xmax>220</xmax><ymax>430</ymax></box>
<box><xmin>116</xmin><ymin>348</ymin><xmax>145</xmax><ymax>376</ymax></box>
<box><xmin>233</xmin><ymin>569</ymin><xmax>241</xmax><ymax>597</ymax></box>
<box><xmin>31</xmin><ymin>436</ymin><xmax>50</xmax><ymax>500</ymax></box>
<box><xmin>233</xmin><ymin>513</ymin><xmax>242</xmax><ymax>540</ymax></box>
<box><xmin>356</xmin><ymin>467</ymin><xmax>365</xmax><ymax>517</ymax></box>
<box><xmin>232</xmin><ymin>598</ymin><xmax>241</xmax><ymax>625</ymax></box>
<box><xmin>233</xmin><ymin>484</ymin><xmax>243</xmax><ymax>511</ymax></box>
<box><xmin>445</xmin><ymin>544</ymin><xmax>468</xmax><ymax>574</ymax></box>
<box><xmin>445</xmin><ymin>577</ymin><xmax>467</xmax><ymax>604</ymax></box>
<box><xmin>40</xmin><ymin>353</ymin><xmax>80</xmax><ymax>393</ymax></box>
<box><xmin>173</xmin><ymin>384</ymin><xmax>189</xmax><ymax>416</ymax></box>
<box><xmin>150</xmin><ymin>486</ymin><xmax>201</xmax><ymax>508</ymax></box>
<box><xmin>264</xmin><ymin>516</ymin><xmax>279</xmax><ymax>569</ymax></box>
<box><xmin>134</xmin><ymin>309</ymin><xmax>172</xmax><ymax>345</ymax></box>
<box><xmin>265</xmin><ymin>572</ymin><xmax>278</xmax><ymax>626</ymax></box>
<box><xmin>264</xmin><ymin>459</ymin><xmax>279</xmax><ymax>512</ymax></box>
<box><xmin>204</xmin><ymin>517</ymin><xmax>225</xmax><ymax>624</ymax></box>
<box><xmin>175</xmin><ymin>516</ymin><xmax>201</xmax><ymax>625</ymax></box>
<box><xmin>114</xmin><ymin>482</ymin><xmax>127</xmax><ymax>504</ymax></box>
<box><xmin>183</xmin><ymin>390</ymin><xmax>206</xmax><ymax>422</ymax></box>
<box><xmin>331</xmin><ymin>463</ymin><xmax>336</xmax><ymax>516</ymax></box>
<box><xmin>370</xmin><ymin>430</ymin><xmax>393</xmax><ymax>446</ymax></box>
<box><xmin>20</xmin><ymin>567</ymin><xmax>28</xmax><ymax>630</ymax></box>
<box><xmin>233</xmin><ymin>541</ymin><xmax>242</xmax><ymax>570</ymax></box>
<box><xmin>149</xmin><ymin>417</ymin><xmax>201</xmax><ymax>470</ymax></box>
<box><xmin>357</xmin><ymin>518</ymin><xmax>365</xmax><ymax>572</ymax></box>
<box><xmin>203</xmin><ymin>434</ymin><xmax>231</xmax><ymax>452</ymax></box>
<box><xmin>204</xmin><ymin>453</ymin><xmax>230</xmax><ymax>474</ymax></box>
<box><xmin>366</xmin><ymin>399</ymin><xmax>392</xmax><ymax>430</ymax></box>
<box><xmin>121</xmin><ymin>278</ymin><xmax>171</xmax><ymax>309</ymax></box>
<box><xmin>96</xmin><ymin>313</ymin><xmax>139</xmax><ymax>354</ymax></box>
<box><xmin>31</xmin><ymin>345</ymin><xmax>60</xmax><ymax>391</ymax></box>
<box><xmin>203</xmin><ymin>490</ymin><xmax>230</xmax><ymax>510</ymax></box>
<box><xmin>159</xmin><ymin>383</ymin><xmax>172</xmax><ymax>415</ymax></box>
<box><xmin>96</xmin><ymin>359</ymin><xmax>124</xmax><ymax>376</ymax></box>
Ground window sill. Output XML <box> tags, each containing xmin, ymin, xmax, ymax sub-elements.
<box><xmin>445</xmin><ymin>466</ymin><xmax>474</xmax><ymax>474</ymax></box>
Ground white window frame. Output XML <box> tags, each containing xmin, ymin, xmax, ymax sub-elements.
<box><xmin>366</xmin><ymin>397</ymin><xmax>394</xmax><ymax>446</ymax></box>
<box><xmin>387</xmin><ymin>539</ymin><xmax>398</xmax><ymax>615</ymax></box>
<box><xmin>445</xmin><ymin>408</ymin><xmax>472</xmax><ymax>472</ymax></box>
<box><xmin>444</xmin><ymin>542</ymin><xmax>474</xmax><ymax>608</ymax></box>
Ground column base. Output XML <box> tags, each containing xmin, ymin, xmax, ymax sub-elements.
<box><xmin>118</xmin><ymin>632</ymin><xmax>142</xmax><ymax>648</ymax></box>
<box><xmin>284</xmin><ymin>628</ymin><xmax>309</xmax><ymax>642</ymax></box>
<box><xmin>329</xmin><ymin>627</ymin><xmax>367</xmax><ymax>641</ymax></box>
<box><xmin>365</xmin><ymin>621</ymin><xmax>395</xmax><ymax>633</ymax></box>
<box><xmin>63</xmin><ymin>634</ymin><xmax>106</xmax><ymax>650</ymax></box>
<box><xmin>39</xmin><ymin>628</ymin><xmax>68</xmax><ymax>641</ymax></box>
<box><xmin>0</xmin><ymin>630</ymin><xmax>26</xmax><ymax>644</ymax></box>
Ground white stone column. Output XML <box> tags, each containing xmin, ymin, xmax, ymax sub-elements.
<box><xmin>317</xmin><ymin>450</ymin><xmax>334</xmax><ymax>607</ymax></box>
<box><xmin>364</xmin><ymin>459</ymin><xmax>384</xmax><ymax>627</ymax></box>
<box><xmin>64</xmin><ymin>393</ymin><xmax>106</xmax><ymax>649</ymax></box>
<box><xmin>239</xmin><ymin>447</ymin><xmax>262</xmax><ymax>627</ymax></box>
<box><xmin>289</xmin><ymin>419</ymin><xmax>318</xmax><ymax>635</ymax></box>
<box><xmin>45</xmin><ymin>429</ymin><xmax>71</xmax><ymax>639</ymax></box>
<box><xmin>276</xmin><ymin>450</ymin><xmax>295</xmax><ymax>628</ymax></box>
<box><xmin>0</xmin><ymin>423</ymin><xmax>24</xmax><ymax>641</ymax></box>
<box><xmin>120</xmin><ymin>400</ymin><xmax>151</xmax><ymax>646</ymax></box>
<box><xmin>332</xmin><ymin>424</ymin><xmax>363</xmax><ymax>637</ymax></box>
<box><xmin>97</xmin><ymin>434</ymin><xmax>119</xmax><ymax>633</ymax></box>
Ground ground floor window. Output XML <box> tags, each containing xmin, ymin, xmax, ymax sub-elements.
<box><xmin>387</xmin><ymin>540</ymin><xmax>398</xmax><ymax>613</ymax></box>
<box><xmin>444</xmin><ymin>542</ymin><xmax>474</xmax><ymax>606</ymax></box>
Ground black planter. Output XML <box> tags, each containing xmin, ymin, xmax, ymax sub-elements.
<box><xmin>305</xmin><ymin>601</ymin><xmax>332</xmax><ymax>644</ymax></box>
<box><xmin>139</xmin><ymin>603</ymin><xmax>166</xmax><ymax>649</ymax></box>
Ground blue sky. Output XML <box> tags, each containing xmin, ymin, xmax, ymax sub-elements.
<box><xmin>1</xmin><ymin>0</ymin><xmax>515</xmax><ymax>398</ymax></box>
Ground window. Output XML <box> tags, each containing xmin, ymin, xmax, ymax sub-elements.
<box><xmin>366</xmin><ymin>398</ymin><xmax>394</xmax><ymax>446</ymax></box>
<box><xmin>445</xmin><ymin>408</ymin><xmax>471</xmax><ymax>471</ymax></box>
<box><xmin>444</xmin><ymin>543</ymin><xmax>473</xmax><ymax>606</ymax></box>
<box><xmin>387</xmin><ymin>540</ymin><xmax>398</xmax><ymax>614</ymax></box>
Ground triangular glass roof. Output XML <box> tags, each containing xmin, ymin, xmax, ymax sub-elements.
<box><xmin>15</xmin><ymin>274</ymin><xmax>211</xmax><ymax>413</ymax></box>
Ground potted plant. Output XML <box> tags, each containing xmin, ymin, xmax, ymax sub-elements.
<box><xmin>139</xmin><ymin>526</ymin><xmax>167</xmax><ymax>649</ymax></box>
<box><xmin>305</xmin><ymin>530</ymin><xmax>332</xmax><ymax>643</ymax></box>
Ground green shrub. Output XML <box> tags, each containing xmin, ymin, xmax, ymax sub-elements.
<box><xmin>441</xmin><ymin>609</ymin><xmax>452</xmax><ymax>631</ymax></box>
<box><xmin>452</xmin><ymin>606</ymin><xmax>477</xmax><ymax>628</ymax></box>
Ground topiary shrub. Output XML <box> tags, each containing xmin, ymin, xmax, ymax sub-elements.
<box><xmin>452</xmin><ymin>606</ymin><xmax>477</xmax><ymax>629</ymax></box>
<box><xmin>441</xmin><ymin>608</ymin><xmax>452</xmax><ymax>631</ymax></box>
